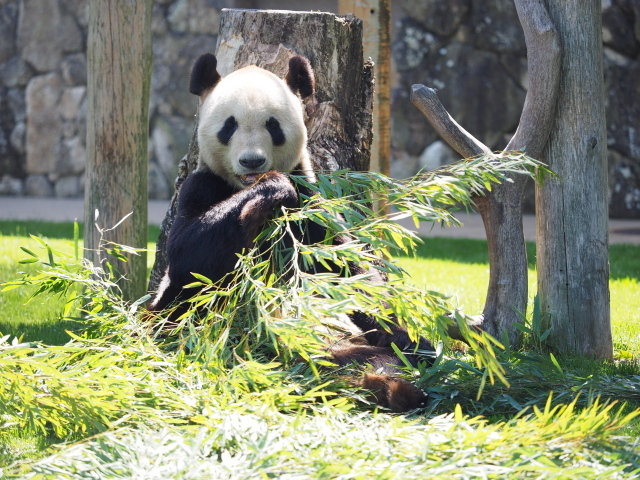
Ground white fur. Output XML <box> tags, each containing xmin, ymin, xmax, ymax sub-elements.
<box><xmin>197</xmin><ymin>65</ymin><xmax>314</xmax><ymax>189</ymax></box>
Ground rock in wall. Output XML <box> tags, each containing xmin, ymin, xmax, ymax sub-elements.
<box><xmin>391</xmin><ymin>0</ymin><xmax>640</xmax><ymax>218</ymax></box>
<box><xmin>0</xmin><ymin>0</ymin><xmax>228</xmax><ymax>199</ymax></box>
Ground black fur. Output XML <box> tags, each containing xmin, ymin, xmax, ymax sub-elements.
<box><xmin>285</xmin><ymin>56</ymin><xmax>315</xmax><ymax>98</ymax></box>
<box><xmin>217</xmin><ymin>116</ymin><xmax>238</xmax><ymax>145</ymax></box>
<box><xmin>266</xmin><ymin>117</ymin><xmax>286</xmax><ymax>146</ymax></box>
<box><xmin>189</xmin><ymin>52</ymin><xmax>221</xmax><ymax>96</ymax></box>
<box><xmin>149</xmin><ymin>169</ymin><xmax>298</xmax><ymax>315</ymax></box>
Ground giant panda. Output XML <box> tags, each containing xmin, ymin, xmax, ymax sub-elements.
<box><xmin>149</xmin><ymin>53</ymin><xmax>433</xmax><ymax>412</ymax></box>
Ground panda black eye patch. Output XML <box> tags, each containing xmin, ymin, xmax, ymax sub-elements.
<box><xmin>265</xmin><ymin>117</ymin><xmax>286</xmax><ymax>146</ymax></box>
<box><xmin>217</xmin><ymin>116</ymin><xmax>238</xmax><ymax>145</ymax></box>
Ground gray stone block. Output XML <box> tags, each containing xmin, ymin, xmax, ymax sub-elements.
<box><xmin>602</xmin><ymin>1</ymin><xmax>640</xmax><ymax>56</ymax></box>
<box><xmin>148</xmin><ymin>161</ymin><xmax>171</xmax><ymax>200</ymax></box>
<box><xmin>0</xmin><ymin>55</ymin><xmax>33</xmax><ymax>88</ymax></box>
<box><xmin>18</xmin><ymin>0</ymin><xmax>63</xmax><ymax>72</ymax></box>
<box><xmin>60</xmin><ymin>53</ymin><xmax>87</xmax><ymax>86</ymax></box>
<box><xmin>0</xmin><ymin>2</ymin><xmax>18</xmax><ymax>64</ymax></box>
<box><xmin>167</xmin><ymin>0</ymin><xmax>221</xmax><ymax>35</ymax></box>
<box><xmin>25</xmin><ymin>73</ymin><xmax>63</xmax><ymax>174</ymax></box>
<box><xmin>419</xmin><ymin>141</ymin><xmax>460</xmax><ymax>172</ymax></box>
<box><xmin>0</xmin><ymin>174</ymin><xmax>23</xmax><ymax>195</ymax></box>
<box><xmin>25</xmin><ymin>174</ymin><xmax>53</xmax><ymax>196</ymax></box>
<box><xmin>398</xmin><ymin>0</ymin><xmax>470</xmax><ymax>37</ymax></box>
<box><xmin>609</xmin><ymin>148</ymin><xmax>640</xmax><ymax>218</ymax></box>
<box><xmin>54</xmin><ymin>175</ymin><xmax>80</xmax><ymax>198</ymax></box>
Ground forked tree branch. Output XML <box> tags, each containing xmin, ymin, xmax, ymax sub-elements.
<box><xmin>410</xmin><ymin>0</ymin><xmax>560</xmax><ymax>343</ymax></box>
<box><xmin>410</xmin><ymin>86</ymin><xmax>491</xmax><ymax>158</ymax></box>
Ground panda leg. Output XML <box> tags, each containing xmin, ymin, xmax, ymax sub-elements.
<box><xmin>330</xmin><ymin>344</ymin><xmax>428</xmax><ymax>412</ymax></box>
<box><xmin>348</xmin><ymin>311</ymin><xmax>435</xmax><ymax>360</ymax></box>
<box><xmin>359</xmin><ymin>374</ymin><xmax>428</xmax><ymax>413</ymax></box>
<box><xmin>337</xmin><ymin>256</ymin><xmax>434</xmax><ymax>360</ymax></box>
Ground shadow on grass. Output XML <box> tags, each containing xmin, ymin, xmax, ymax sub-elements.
<box><xmin>402</xmin><ymin>237</ymin><xmax>538</xmax><ymax>270</ymax></box>
<box><xmin>2</xmin><ymin>220</ymin><xmax>638</xmax><ymax>281</ymax></box>
<box><xmin>401</xmin><ymin>236</ymin><xmax>639</xmax><ymax>281</ymax></box>
<box><xmin>0</xmin><ymin>220</ymin><xmax>161</xmax><ymax>245</ymax></box>
<box><xmin>0</xmin><ymin>318</ymin><xmax>84</xmax><ymax>346</ymax></box>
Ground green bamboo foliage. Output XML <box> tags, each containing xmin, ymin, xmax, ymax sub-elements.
<box><xmin>1</xmin><ymin>152</ymin><xmax>553</xmax><ymax>439</ymax></box>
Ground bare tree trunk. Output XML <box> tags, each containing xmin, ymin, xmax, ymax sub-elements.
<box><xmin>411</xmin><ymin>0</ymin><xmax>560</xmax><ymax>344</ymax></box>
<box><xmin>149</xmin><ymin>9</ymin><xmax>373</xmax><ymax>292</ymax></box>
<box><xmin>338</xmin><ymin>0</ymin><xmax>391</xmax><ymax>178</ymax></box>
<box><xmin>537</xmin><ymin>0</ymin><xmax>612</xmax><ymax>359</ymax></box>
<box><xmin>85</xmin><ymin>0</ymin><xmax>153</xmax><ymax>302</ymax></box>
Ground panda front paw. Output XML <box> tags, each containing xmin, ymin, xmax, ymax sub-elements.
<box><xmin>255</xmin><ymin>171</ymin><xmax>299</xmax><ymax>210</ymax></box>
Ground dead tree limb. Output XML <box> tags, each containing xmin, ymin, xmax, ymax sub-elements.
<box><xmin>411</xmin><ymin>0</ymin><xmax>560</xmax><ymax>344</ymax></box>
<box><xmin>506</xmin><ymin>0</ymin><xmax>561</xmax><ymax>156</ymax></box>
<box><xmin>410</xmin><ymin>86</ymin><xmax>491</xmax><ymax>158</ymax></box>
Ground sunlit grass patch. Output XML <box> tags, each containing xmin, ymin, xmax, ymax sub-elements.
<box><xmin>0</xmin><ymin>226</ymin><xmax>159</xmax><ymax>345</ymax></box>
<box><xmin>398</xmin><ymin>237</ymin><xmax>640</xmax><ymax>356</ymax></box>
<box><xmin>0</xmin><ymin>235</ymin><xmax>78</xmax><ymax>345</ymax></box>
<box><xmin>611</xmin><ymin>277</ymin><xmax>640</xmax><ymax>357</ymax></box>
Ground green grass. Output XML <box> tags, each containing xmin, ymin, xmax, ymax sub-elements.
<box><xmin>18</xmin><ymin>402</ymin><xmax>640</xmax><ymax>479</ymax></box>
<box><xmin>0</xmin><ymin>220</ymin><xmax>160</xmax><ymax>345</ymax></box>
<box><xmin>1</xmin><ymin>222</ymin><xmax>638</xmax><ymax>353</ymax></box>
<box><xmin>398</xmin><ymin>237</ymin><xmax>640</xmax><ymax>356</ymax></box>
<box><xmin>0</xmin><ymin>235</ymin><xmax>78</xmax><ymax>345</ymax></box>
<box><xmin>1</xmin><ymin>220</ymin><xmax>640</xmax><ymax>478</ymax></box>
<box><xmin>0</xmin><ymin>220</ymin><xmax>160</xmax><ymax>245</ymax></box>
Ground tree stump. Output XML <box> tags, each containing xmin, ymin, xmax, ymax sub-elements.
<box><xmin>149</xmin><ymin>9</ymin><xmax>373</xmax><ymax>292</ymax></box>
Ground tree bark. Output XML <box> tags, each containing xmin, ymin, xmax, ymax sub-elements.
<box><xmin>85</xmin><ymin>0</ymin><xmax>153</xmax><ymax>302</ymax></box>
<box><xmin>149</xmin><ymin>9</ymin><xmax>373</xmax><ymax>292</ymax></box>
<box><xmin>536</xmin><ymin>0</ymin><xmax>612</xmax><ymax>359</ymax></box>
<box><xmin>338</xmin><ymin>0</ymin><xmax>391</xmax><ymax>178</ymax></box>
<box><xmin>411</xmin><ymin>0</ymin><xmax>560</xmax><ymax>344</ymax></box>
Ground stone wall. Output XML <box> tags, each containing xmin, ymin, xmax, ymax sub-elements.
<box><xmin>0</xmin><ymin>0</ymin><xmax>227</xmax><ymax>199</ymax></box>
<box><xmin>0</xmin><ymin>0</ymin><xmax>638</xmax><ymax>217</ymax></box>
<box><xmin>391</xmin><ymin>0</ymin><xmax>640</xmax><ymax>218</ymax></box>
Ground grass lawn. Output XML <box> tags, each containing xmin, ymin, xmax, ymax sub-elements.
<box><xmin>398</xmin><ymin>238</ymin><xmax>640</xmax><ymax>357</ymax></box>
<box><xmin>1</xmin><ymin>219</ymin><xmax>639</xmax><ymax>478</ymax></box>
<box><xmin>0</xmin><ymin>221</ymin><xmax>160</xmax><ymax>345</ymax></box>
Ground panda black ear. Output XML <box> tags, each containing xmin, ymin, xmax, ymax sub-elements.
<box><xmin>189</xmin><ymin>53</ymin><xmax>222</xmax><ymax>96</ymax></box>
<box><xmin>285</xmin><ymin>56</ymin><xmax>315</xmax><ymax>99</ymax></box>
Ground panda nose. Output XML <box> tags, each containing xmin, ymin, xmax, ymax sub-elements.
<box><xmin>239</xmin><ymin>156</ymin><xmax>266</xmax><ymax>170</ymax></box>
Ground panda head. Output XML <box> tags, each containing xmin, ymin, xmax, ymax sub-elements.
<box><xmin>189</xmin><ymin>53</ymin><xmax>315</xmax><ymax>189</ymax></box>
